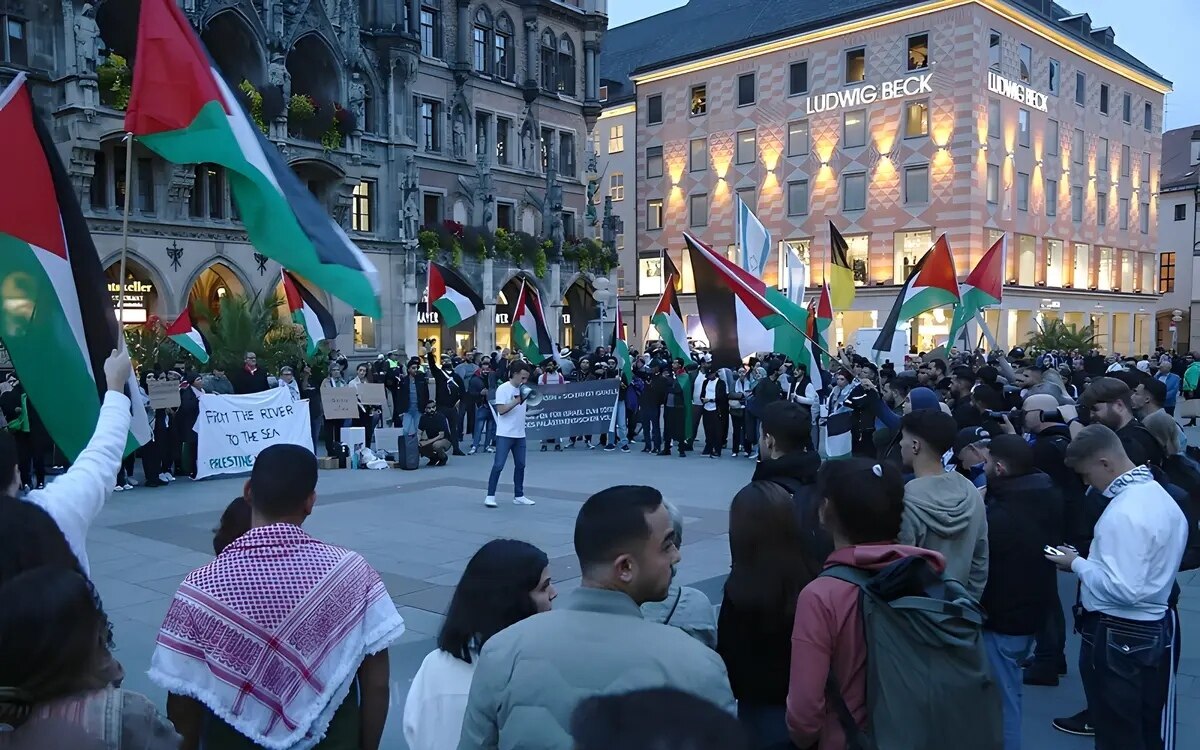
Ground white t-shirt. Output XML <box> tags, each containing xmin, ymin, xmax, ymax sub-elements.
<box><xmin>493</xmin><ymin>381</ymin><xmax>527</xmax><ymax>438</ymax></box>
<box><xmin>403</xmin><ymin>649</ymin><xmax>476</xmax><ymax>750</ymax></box>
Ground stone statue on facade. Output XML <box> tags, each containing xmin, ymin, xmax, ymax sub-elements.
<box><xmin>74</xmin><ymin>4</ymin><xmax>100</xmax><ymax>75</ymax></box>
<box><xmin>451</xmin><ymin>107</ymin><xmax>467</xmax><ymax>160</ymax></box>
<box><xmin>520</xmin><ymin>120</ymin><xmax>536</xmax><ymax>171</ymax></box>
<box><xmin>399</xmin><ymin>150</ymin><xmax>422</xmax><ymax>243</ymax></box>
<box><xmin>269</xmin><ymin>53</ymin><xmax>291</xmax><ymax>103</ymax></box>
<box><xmin>457</xmin><ymin>154</ymin><xmax>494</xmax><ymax>228</ymax></box>
<box><xmin>585</xmin><ymin>147</ymin><xmax>599</xmax><ymax>227</ymax></box>
<box><xmin>348</xmin><ymin>73</ymin><xmax>366</xmax><ymax>129</ymax></box>
<box><xmin>525</xmin><ymin>153</ymin><xmax>565</xmax><ymax>255</ymax></box>
<box><xmin>393</xmin><ymin>54</ymin><xmax>419</xmax><ymax>140</ymax></box>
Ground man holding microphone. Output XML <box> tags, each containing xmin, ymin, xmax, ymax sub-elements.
<box><xmin>485</xmin><ymin>362</ymin><xmax>535</xmax><ymax>508</ymax></box>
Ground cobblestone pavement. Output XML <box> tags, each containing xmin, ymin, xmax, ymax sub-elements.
<box><xmin>84</xmin><ymin>441</ymin><xmax>1199</xmax><ymax>749</ymax></box>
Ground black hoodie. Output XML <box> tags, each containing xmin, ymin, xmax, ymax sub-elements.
<box><xmin>982</xmin><ymin>471</ymin><xmax>1062</xmax><ymax>635</ymax></box>
<box><xmin>751</xmin><ymin>450</ymin><xmax>832</xmax><ymax>570</ymax></box>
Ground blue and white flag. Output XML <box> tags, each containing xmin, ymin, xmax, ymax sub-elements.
<box><xmin>785</xmin><ymin>249</ymin><xmax>807</xmax><ymax>306</ymax></box>
<box><xmin>737</xmin><ymin>195</ymin><xmax>771</xmax><ymax>279</ymax></box>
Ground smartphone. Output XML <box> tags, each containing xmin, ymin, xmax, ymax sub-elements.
<box><xmin>1043</xmin><ymin>545</ymin><xmax>1064</xmax><ymax>556</ymax></box>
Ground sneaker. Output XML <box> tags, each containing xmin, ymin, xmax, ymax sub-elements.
<box><xmin>513</xmin><ymin>496</ymin><xmax>535</xmax><ymax>506</ymax></box>
<box><xmin>127</xmin><ymin>478</ymin><xmax>139</xmax><ymax>487</ymax></box>
<box><xmin>452</xmin><ymin>449</ymin><xmax>465</xmax><ymax>456</ymax></box>
<box><xmin>113</xmin><ymin>485</ymin><xmax>125</xmax><ymax>492</ymax></box>
<box><xmin>1051</xmin><ymin>710</ymin><xmax>1094</xmax><ymax>737</ymax></box>
<box><xmin>541</xmin><ymin>444</ymin><xmax>548</xmax><ymax>452</ymax></box>
<box><xmin>485</xmin><ymin>446</ymin><xmax>495</xmax><ymax>453</ymax></box>
<box><xmin>586</xmin><ymin>440</ymin><xmax>595</xmax><ymax>450</ymax></box>
<box><xmin>554</xmin><ymin>444</ymin><xmax>563</xmax><ymax>452</ymax></box>
<box><xmin>748</xmin><ymin>451</ymin><xmax>760</xmax><ymax>460</ymax></box>
<box><xmin>621</xmin><ymin>445</ymin><xmax>631</xmax><ymax>453</ymax></box>
<box><xmin>641</xmin><ymin>446</ymin><xmax>652</xmax><ymax>453</ymax></box>
<box><xmin>732</xmin><ymin>451</ymin><xmax>740</xmax><ymax>457</ymax></box>
<box><xmin>144</xmin><ymin>478</ymin><xmax>166</xmax><ymax>488</ymax></box>
<box><xmin>484</xmin><ymin>496</ymin><xmax>498</xmax><ymax>508</ymax></box>
<box><xmin>468</xmin><ymin>446</ymin><xmax>477</xmax><ymax>455</ymax></box>
<box><xmin>157</xmin><ymin>473</ymin><xmax>171</xmax><ymax>483</ymax></box>
<box><xmin>35</xmin><ymin>482</ymin><xmax>45</xmax><ymax>490</ymax></box>
<box><xmin>604</xmin><ymin>444</ymin><xmax>616</xmax><ymax>452</ymax></box>
<box><xmin>565</xmin><ymin>442</ymin><xmax>576</xmax><ymax>449</ymax></box>
<box><xmin>122</xmin><ymin>483</ymin><xmax>134</xmax><ymax>491</ymax></box>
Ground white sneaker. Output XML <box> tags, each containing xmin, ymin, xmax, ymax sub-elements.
<box><xmin>113</xmin><ymin>485</ymin><xmax>125</xmax><ymax>492</ymax></box>
<box><xmin>485</xmin><ymin>446</ymin><xmax>495</xmax><ymax>453</ymax></box>
<box><xmin>748</xmin><ymin>451</ymin><xmax>759</xmax><ymax>460</ymax></box>
<box><xmin>484</xmin><ymin>496</ymin><xmax>498</xmax><ymax>508</ymax></box>
<box><xmin>513</xmin><ymin>496</ymin><xmax>535</xmax><ymax>506</ymax></box>
<box><xmin>468</xmin><ymin>446</ymin><xmax>477</xmax><ymax>455</ymax></box>
<box><xmin>157</xmin><ymin>473</ymin><xmax>171</xmax><ymax>483</ymax></box>
<box><xmin>122</xmin><ymin>483</ymin><xmax>134</xmax><ymax>490</ymax></box>
<box><xmin>586</xmin><ymin>440</ymin><xmax>595</xmax><ymax>450</ymax></box>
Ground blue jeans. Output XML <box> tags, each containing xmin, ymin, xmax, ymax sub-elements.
<box><xmin>487</xmin><ymin>436</ymin><xmax>526</xmax><ymax>497</ymax></box>
<box><xmin>641</xmin><ymin>404</ymin><xmax>661</xmax><ymax>449</ymax></box>
<box><xmin>736</xmin><ymin>702</ymin><xmax>792</xmax><ymax>750</ymax></box>
<box><xmin>984</xmin><ymin>631</ymin><xmax>1034</xmax><ymax>750</ymax></box>
<box><xmin>609</xmin><ymin>401</ymin><xmax>628</xmax><ymax>447</ymax></box>
<box><xmin>472</xmin><ymin>404</ymin><xmax>495</xmax><ymax>449</ymax></box>
<box><xmin>401</xmin><ymin>410</ymin><xmax>421</xmax><ymax>437</ymax></box>
<box><xmin>1079</xmin><ymin>611</ymin><xmax>1173</xmax><ymax>750</ymax></box>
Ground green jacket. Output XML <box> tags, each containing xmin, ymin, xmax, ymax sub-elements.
<box><xmin>1184</xmin><ymin>361</ymin><xmax>1200</xmax><ymax>394</ymax></box>
<box><xmin>457</xmin><ymin>587</ymin><xmax>736</xmax><ymax>750</ymax></box>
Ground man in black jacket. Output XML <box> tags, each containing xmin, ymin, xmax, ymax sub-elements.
<box><xmin>982</xmin><ymin>435</ymin><xmax>1063</xmax><ymax>744</ymax></box>
<box><xmin>1080</xmin><ymin>377</ymin><xmax>1165</xmax><ymax>468</ymax></box>
<box><xmin>640</xmin><ymin>363</ymin><xmax>668</xmax><ymax>453</ymax></box>
<box><xmin>231</xmin><ymin>351</ymin><xmax>269</xmax><ymax>394</ymax></box>
<box><xmin>697</xmin><ymin>369</ymin><xmax>727</xmax><ymax>458</ymax></box>
<box><xmin>426</xmin><ymin>347</ymin><xmax>465</xmax><ymax>456</ymax></box>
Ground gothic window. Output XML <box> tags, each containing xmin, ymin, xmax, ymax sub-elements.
<box><xmin>420</xmin><ymin>1</ymin><xmax>442</xmax><ymax>59</ymax></box>
<box><xmin>540</xmin><ymin>29</ymin><xmax>557</xmax><ymax>93</ymax></box>
<box><xmin>557</xmin><ymin>35</ymin><xmax>576</xmax><ymax>97</ymax></box>
<box><xmin>494</xmin><ymin>13</ymin><xmax>514</xmax><ymax>80</ymax></box>
<box><xmin>1</xmin><ymin>11</ymin><xmax>27</xmax><ymax>65</ymax></box>
<box><xmin>472</xmin><ymin>6</ymin><xmax>492</xmax><ymax>74</ymax></box>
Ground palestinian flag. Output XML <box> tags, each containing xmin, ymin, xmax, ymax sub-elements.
<box><xmin>685</xmin><ymin>233</ymin><xmax>821</xmax><ymax>379</ymax></box>
<box><xmin>663</xmin><ymin>251</ymin><xmax>682</xmax><ymax>292</ymax></box>
<box><xmin>611</xmin><ymin>306</ymin><xmax>632</xmax><ymax>382</ymax></box>
<box><xmin>828</xmin><ymin>221</ymin><xmax>856</xmax><ymax>310</ymax></box>
<box><xmin>820</xmin><ymin>408</ymin><xmax>854</xmax><ymax>460</ymax></box>
<box><xmin>282</xmin><ymin>270</ymin><xmax>337</xmax><ymax>357</ymax></box>
<box><xmin>947</xmin><ymin>235</ymin><xmax>1005</xmax><ymax>349</ymax></box>
<box><xmin>0</xmin><ymin>74</ymin><xmax>151</xmax><ymax>460</ymax></box>
<box><xmin>650</xmin><ymin>274</ymin><xmax>693</xmax><ymax>439</ymax></box>
<box><xmin>166</xmin><ymin>308</ymin><xmax>210</xmax><ymax>363</ymax></box>
<box><xmin>429</xmin><ymin>262</ymin><xmax>483</xmax><ymax>326</ymax></box>
<box><xmin>125</xmin><ymin>0</ymin><xmax>381</xmax><ymax>317</ymax></box>
<box><xmin>813</xmin><ymin>283</ymin><xmax>833</xmax><ymax>368</ymax></box>
<box><xmin>872</xmin><ymin>234</ymin><xmax>961</xmax><ymax>356</ymax></box>
<box><xmin>512</xmin><ymin>281</ymin><xmax>555</xmax><ymax>365</ymax></box>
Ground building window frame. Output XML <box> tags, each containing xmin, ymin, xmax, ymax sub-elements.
<box><xmin>608</xmin><ymin>123</ymin><xmax>624</xmax><ymax>154</ymax></box>
<box><xmin>494</xmin><ymin>13</ymin><xmax>514</xmax><ymax>80</ymax></box>
<box><xmin>907</xmin><ymin>32</ymin><xmax>929</xmax><ymax>72</ymax></box>
<box><xmin>988</xmin><ymin>99</ymin><xmax>1001</xmax><ymax>139</ymax></box>
<box><xmin>788</xmin><ymin>60</ymin><xmax>809</xmax><ymax>96</ymax></box>
<box><xmin>689</xmin><ymin>193</ymin><xmax>708</xmax><ymax>227</ymax></box>
<box><xmin>737</xmin><ymin>72</ymin><xmax>756</xmax><ymax>107</ymax></box>
<box><xmin>904</xmin><ymin>163</ymin><xmax>930</xmax><ymax>205</ymax></box>
<box><xmin>843</xmin><ymin>109</ymin><xmax>867</xmax><ymax>149</ymax></box>
<box><xmin>1018</xmin><ymin>108</ymin><xmax>1030</xmax><ymax>148</ymax></box>
<box><xmin>351</xmin><ymin>179</ymin><xmax>375</xmax><ymax>233</ymax></box>
<box><xmin>787</xmin><ymin>119</ymin><xmax>809</xmax><ymax>157</ymax></box>
<box><xmin>1048</xmin><ymin>58</ymin><xmax>1060</xmax><ymax>95</ymax></box>
<box><xmin>1017</xmin><ymin>171</ymin><xmax>1030</xmax><ymax>212</ymax></box>
<box><xmin>987</xmin><ymin>163</ymin><xmax>1000</xmax><ymax>205</ymax></box>
<box><xmin>1097</xmin><ymin>192</ymin><xmax>1107</xmax><ymax>226</ymax></box>
<box><xmin>1046</xmin><ymin>119</ymin><xmax>1059</xmax><ymax>155</ymax></box>
<box><xmin>1140</xmin><ymin>202</ymin><xmax>1150</xmax><ymax>234</ymax></box>
<box><xmin>904</xmin><ymin>100</ymin><xmax>929</xmax><ymax>140</ymax></box>
<box><xmin>1097</xmin><ymin>137</ymin><xmax>1109</xmax><ymax>171</ymax></box>
<box><xmin>1</xmin><ymin>13</ymin><xmax>28</xmax><ymax>65</ymax></box>
<box><xmin>690</xmin><ymin>84</ymin><xmax>707</xmax><ymax>116</ymax></box>
<box><xmin>735</xmin><ymin>129</ymin><xmax>757</xmax><ymax>165</ymax></box>
<box><xmin>420</xmin><ymin>98</ymin><xmax>442</xmax><ymax>152</ymax></box>
<box><xmin>1045</xmin><ymin>178</ymin><xmax>1057</xmax><ymax>216</ymax></box>
<box><xmin>1075</xmin><ymin>71</ymin><xmax>1086</xmax><ymax>106</ymax></box>
<box><xmin>689</xmin><ymin>138</ymin><xmax>707</xmax><ymax>172</ymax></box>
<box><xmin>1099</xmin><ymin>83</ymin><xmax>1110</xmax><ymax>116</ymax></box>
<box><xmin>646</xmin><ymin>145</ymin><xmax>663</xmax><ymax>179</ymax></box>
<box><xmin>1071</xmin><ymin>184</ymin><xmax>1084</xmax><ymax>223</ymax></box>
<box><xmin>472</xmin><ymin>7</ymin><xmax>492</xmax><ymax>74</ymax></box>
<box><xmin>988</xmin><ymin>30</ymin><xmax>1001</xmax><ymax>71</ymax></box>
<box><xmin>787</xmin><ymin>179</ymin><xmax>810</xmax><ymax>216</ymax></box>
<box><xmin>1159</xmin><ymin>252</ymin><xmax>1176</xmax><ymax>293</ymax></box>
<box><xmin>419</xmin><ymin>3</ymin><xmax>442</xmax><ymax>59</ymax></box>
<box><xmin>646</xmin><ymin>199</ymin><xmax>663</xmax><ymax>231</ymax></box>
<box><xmin>1175</xmin><ymin>203</ymin><xmax>1187</xmax><ymax>222</ymax></box>
<box><xmin>646</xmin><ymin>93</ymin><xmax>663</xmax><ymax>125</ymax></box>
<box><xmin>844</xmin><ymin>46</ymin><xmax>866</xmax><ymax>85</ymax></box>
<box><xmin>1018</xmin><ymin>44</ymin><xmax>1032</xmax><ymax>83</ymax></box>
<box><xmin>842</xmin><ymin>171</ymin><xmax>867</xmax><ymax>212</ymax></box>
<box><xmin>1122</xmin><ymin>92</ymin><xmax>1132</xmax><ymax>124</ymax></box>
<box><xmin>609</xmin><ymin>172</ymin><xmax>624</xmax><ymax>201</ymax></box>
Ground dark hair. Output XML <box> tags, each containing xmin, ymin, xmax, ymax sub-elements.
<box><xmin>725</xmin><ymin>481</ymin><xmax>818</xmax><ymax>618</ymax></box>
<box><xmin>0</xmin><ymin>567</ymin><xmax>109</xmax><ymax>727</ymax></box>
<box><xmin>817</xmin><ymin>459</ymin><xmax>906</xmax><ymax>544</ymax></box>
<box><xmin>930</xmin><ymin>358</ymin><xmax>948</xmax><ymax>375</ymax></box>
<box><xmin>574</xmin><ymin>485</ymin><xmax>663</xmax><ymax>570</ymax></box>
<box><xmin>0</xmin><ymin>430</ymin><xmax>15</xmax><ymax>492</ymax></box>
<box><xmin>509</xmin><ymin>362</ymin><xmax>532</xmax><ymax>377</ymax></box>
<box><xmin>899</xmin><ymin>409</ymin><xmax>959</xmax><ymax>454</ymax></box>
<box><xmin>1080</xmin><ymin>376</ymin><xmax>1134</xmax><ymax>412</ymax></box>
<box><xmin>977</xmin><ymin>365</ymin><xmax>999</xmax><ymax>385</ymax></box>
<box><xmin>213</xmin><ymin>497</ymin><xmax>252</xmax><ymax>555</ymax></box>
<box><xmin>1109</xmin><ymin>370</ymin><xmax>1148</xmax><ymax>392</ymax></box>
<box><xmin>970</xmin><ymin>383</ymin><xmax>1003</xmax><ymax>412</ymax></box>
<box><xmin>247</xmin><ymin>444</ymin><xmax>318</xmax><ymax>518</ymax></box>
<box><xmin>438</xmin><ymin>539</ymin><xmax>548</xmax><ymax>664</ymax></box>
<box><xmin>571</xmin><ymin>688</ymin><xmax>748</xmax><ymax>750</ymax></box>
<box><xmin>952</xmin><ymin>366</ymin><xmax>975</xmax><ymax>383</ymax></box>
<box><xmin>987</xmin><ymin>434</ymin><xmax>1035</xmax><ymax>475</ymax></box>
<box><xmin>1140</xmin><ymin>377</ymin><xmax>1167</xmax><ymax>408</ymax></box>
<box><xmin>758</xmin><ymin>401</ymin><xmax>810</xmax><ymax>453</ymax></box>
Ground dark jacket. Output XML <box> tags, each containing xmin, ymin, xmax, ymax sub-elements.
<box><xmin>842</xmin><ymin>384</ymin><xmax>876</xmax><ymax>433</ymax></box>
<box><xmin>427</xmin><ymin>353</ymin><xmax>462</xmax><ymax>409</ymax></box>
<box><xmin>644</xmin><ymin>373</ymin><xmax>671</xmax><ymax>408</ymax></box>
<box><xmin>750</xmin><ymin>376</ymin><xmax>783</xmax><ymax>414</ymax></box>
<box><xmin>232</xmin><ymin>366</ymin><xmax>270</xmax><ymax>394</ymax></box>
<box><xmin>752</xmin><ymin>450</ymin><xmax>833</xmax><ymax>571</ymax></box>
<box><xmin>396</xmin><ymin>372</ymin><xmax>430</xmax><ymax>413</ymax></box>
<box><xmin>982</xmin><ymin>471</ymin><xmax>1062</xmax><ymax>635</ymax></box>
<box><xmin>1118</xmin><ymin>418</ymin><xmax>1166</xmax><ymax>468</ymax></box>
<box><xmin>1030</xmin><ymin>425</ymin><xmax>1086</xmax><ymax>544</ymax></box>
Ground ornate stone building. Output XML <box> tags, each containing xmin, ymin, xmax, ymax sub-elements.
<box><xmin>1</xmin><ymin>0</ymin><xmax>607</xmax><ymax>358</ymax></box>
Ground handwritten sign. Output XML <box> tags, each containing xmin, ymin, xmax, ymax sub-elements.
<box><xmin>525</xmin><ymin>380</ymin><xmax>620</xmax><ymax>439</ymax></box>
<box><xmin>147</xmin><ymin>377</ymin><xmax>181</xmax><ymax>409</ymax></box>
<box><xmin>194</xmin><ymin>389</ymin><xmax>313</xmax><ymax>478</ymax></box>
<box><xmin>321</xmin><ymin>386</ymin><xmax>360</xmax><ymax>420</ymax></box>
<box><xmin>357</xmin><ymin>382</ymin><xmax>387</xmax><ymax>406</ymax></box>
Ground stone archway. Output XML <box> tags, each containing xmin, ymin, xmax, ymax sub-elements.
<box><xmin>287</xmin><ymin>33</ymin><xmax>342</xmax><ymax>139</ymax></box>
<box><xmin>187</xmin><ymin>261</ymin><xmax>249</xmax><ymax>319</ymax></box>
<box><xmin>103</xmin><ymin>255</ymin><xmax>167</xmax><ymax>325</ymax></box>
<box><xmin>562</xmin><ymin>276</ymin><xmax>595</xmax><ymax>350</ymax></box>
<box><xmin>201</xmin><ymin>10</ymin><xmax>266</xmax><ymax>87</ymax></box>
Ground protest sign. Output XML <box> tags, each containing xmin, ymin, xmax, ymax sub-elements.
<box><xmin>357</xmin><ymin>382</ymin><xmax>387</xmax><ymax>405</ymax></box>
<box><xmin>321</xmin><ymin>386</ymin><xmax>360</xmax><ymax>419</ymax></box>
<box><xmin>195</xmin><ymin>389</ymin><xmax>313</xmax><ymax>479</ymax></box>
<box><xmin>147</xmin><ymin>377</ymin><xmax>181</xmax><ymax>409</ymax></box>
<box><xmin>526</xmin><ymin>380</ymin><xmax>620</xmax><ymax>440</ymax></box>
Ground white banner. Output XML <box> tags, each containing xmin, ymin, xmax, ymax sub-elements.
<box><xmin>195</xmin><ymin>389</ymin><xmax>314</xmax><ymax>479</ymax></box>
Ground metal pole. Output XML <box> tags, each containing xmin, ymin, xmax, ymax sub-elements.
<box><xmin>116</xmin><ymin>132</ymin><xmax>134</xmax><ymax>323</ymax></box>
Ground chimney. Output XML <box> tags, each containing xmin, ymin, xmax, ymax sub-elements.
<box><xmin>1191</xmin><ymin>130</ymin><xmax>1200</xmax><ymax>166</ymax></box>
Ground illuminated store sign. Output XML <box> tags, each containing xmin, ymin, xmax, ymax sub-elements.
<box><xmin>987</xmin><ymin>71</ymin><xmax>1049</xmax><ymax>112</ymax></box>
<box><xmin>803</xmin><ymin>73</ymin><xmax>932</xmax><ymax>114</ymax></box>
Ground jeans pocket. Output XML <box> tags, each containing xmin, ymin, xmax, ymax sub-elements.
<box><xmin>1103</xmin><ymin>621</ymin><xmax>1165</xmax><ymax>680</ymax></box>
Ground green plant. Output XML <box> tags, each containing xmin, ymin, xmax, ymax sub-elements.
<box><xmin>493</xmin><ymin>228</ymin><xmax>514</xmax><ymax>260</ymax></box>
<box><xmin>532</xmin><ymin>244</ymin><xmax>548</xmax><ymax>278</ymax></box>
<box><xmin>123</xmin><ymin>317</ymin><xmax>187</xmax><ymax>372</ymax></box>
<box><xmin>418</xmin><ymin>229</ymin><xmax>439</xmax><ymax>260</ymax></box>
<box><xmin>97</xmin><ymin>54</ymin><xmax>131</xmax><ymax>110</ymax></box>
<box><xmin>239</xmin><ymin>80</ymin><xmax>268</xmax><ymax>133</ymax></box>
<box><xmin>288</xmin><ymin>93</ymin><xmax>317</xmax><ymax>122</ymax></box>
<box><xmin>192</xmin><ymin>291</ymin><xmax>302</xmax><ymax>373</ymax></box>
<box><xmin>450</xmin><ymin>239</ymin><xmax>463</xmax><ymax>268</ymax></box>
<box><xmin>320</xmin><ymin>123</ymin><xmax>343</xmax><ymax>151</ymax></box>
<box><xmin>1023</xmin><ymin>318</ymin><xmax>1099</xmax><ymax>354</ymax></box>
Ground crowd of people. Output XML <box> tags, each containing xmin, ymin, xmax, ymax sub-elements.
<box><xmin>0</xmin><ymin>336</ymin><xmax>1198</xmax><ymax>750</ymax></box>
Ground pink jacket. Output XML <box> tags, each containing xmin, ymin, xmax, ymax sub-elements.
<box><xmin>786</xmin><ymin>543</ymin><xmax>946</xmax><ymax>750</ymax></box>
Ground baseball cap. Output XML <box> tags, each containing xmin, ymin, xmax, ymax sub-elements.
<box><xmin>953</xmin><ymin>426</ymin><xmax>992</xmax><ymax>456</ymax></box>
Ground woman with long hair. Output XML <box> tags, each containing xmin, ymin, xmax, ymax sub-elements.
<box><xmin>0</xmin><ymin>566</ymin><xmax>178</xmax><ymax>749</ymax></box>
<box><xmin>403</xmin><ymin>539</ymin><xmax>555</xmax><ymax>750</ymax></box>
<box><xmin>719</xmin><ymin>481</ymin><xmax>820</xmax><ymax>749</ymax></box>
<box><xmin>349</xmin><ymin>362</ymin><xmax>378</xmax><ymax>450</ymax></box>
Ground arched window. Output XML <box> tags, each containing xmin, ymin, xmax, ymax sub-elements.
<box><xmin>472</xmin><ymin>7</ymin><xmax>492</xmax><ymax>74</ymax></box>
<box><xmin>494</xmin><ymin>12</ymin><xmax>514</xmax><ymax>80</ymax></box>
<box><xmin>540</xmin><ymin>28</ymin><xmax>557</xmax><ymax>93</ymax></box>
<box><xmin>557</xmin><ymin>35</ymin><xmax>576</xmax><ymax>97</ymax></box>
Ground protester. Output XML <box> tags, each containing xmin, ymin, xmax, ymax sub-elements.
<box><xmin>0</xmin><ymin>567</ymin><xmax>178</xmax><ymax>749</ymax></box>
<box><xmin>570</xmin><ymin>689</ymin><xmax>749</xmax><ymax>750</ymax></box>
<box><xmin>485</xmin><ymin>362</ymin><xmax>534</xmax><ymax>508</ymax></box>
<box><xmin>151</xmin><ymin>444</ymin><xmax>405</xmax><ymax>750</ymax></box>
<box><xmin>211</xmin><ymin>496</ymin><xmax>251</xmax><ymax>555</ymax></box>
<box><xmin>640</xmin><ymin>500</ymin><xmax>718</xmax><ymax>649</ymax></box>
<box><xmin>981</xmin><ymin>435</ymin><xmax>1062</xmax><ymax>750</ymax></box>
<box><xmin>952</xmin><ymin>426</ymin><xmax>991</xmax><ymax>490</ymax></box>
<box><xmin>661</xmin><ymin>359</ymin><xmax>691</xmax><ymax>457</ymax></box>
<box><xmin>418</xmin><ymin>401</ymin><xmax>452</xmax><ymax>466</ymax></box>
<box><xmin>456</xmin><ymin>485</ymin><xmax>735</xmax><ymax>749</ymax></box>
<box><xmin>641</xmin><ymin>362</ymin><xmax>667</xmax><ymax>453</ymax></box>
<box><xmin>1080</xmin><ymin>377</ymin><xmax>1165</xmax><ymax>468</ymax></box>
<box><xmin>466</xmin><ymin>360</ymin><xmax>495</xmax><ymax>455</ymax></box>
<box><xmin>1182</xmin><ymin>355</ymin><xmax>1200</xmax><ymax>426</ymax></box>
<box><xmin>1145</xmin><ymin>411</ymin><xmax>1200</xmax><ymax>496</ymax></box>
<box><xmin>404</xmin><ymin>539</ymin><xmax>554</xmax><ymax>750</ymax></box>
<box><xmin>1156</xmin><ymin>358</ymin><xmax>1182</xmax><ymax>415</ymax></box>
<box><xmin>349</xmin><ymin>362</ymin><xmax>379</xmax><ymax>451</ymax></box>
<box><xmin>277</xmin><ymin>365</ymin><xmax>301</xmax><ymax>402</ymax></box>
<box><xmin>427</xmin><ymin>345</ymin><xmax>465</xmax><ymax>456</ymax></box>
<box><xmin>698</xmin><ymin>369</ymin><xmax>728</xmax><ymax>458</ymax></box>
<box><xmin>898</xmin><ymin>409</ymin><xmax>989</xmax><ymax>599</ymax></box>
<box><xmin>396</xmin><ymin>357</ymin><xmax>431</xmax><ymax>436</ymax></box>
<box><xmin>1049</xmin><ymin>425</ymin><xmax>1187</xmax><ymax>750</ymax></box>
<box><xmin>231</xmin><ymin>351</ymin><xmax>269</xmax><ymax>394</ymax></box>
<box><xmin>719</xmin><ymin>481</ymin><xmax>819</xmax><ymax>749</ymax></box>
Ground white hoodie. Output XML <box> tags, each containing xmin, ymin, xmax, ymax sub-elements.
<box><xmin>24</xmin><ymin>391</ymin><xmax>131</xmax><ymax>576</ymax></box>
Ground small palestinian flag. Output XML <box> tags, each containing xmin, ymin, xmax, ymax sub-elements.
<box><xmin>873</xmin><ymin>234</ymin><xmax>961</xmax><ymax>357</ymax></box>
<box><xmin>611</xmin><ymin>306</ymin><xmax>632</xmax><ymax>382</ymax></box>
<box><xmin>947</xmin><ymin>235</ymin><xmax>1005</xmax><ymax>348</ymax></box>
<box><xmin>0</xmin><ymin>74</ymin><xmax>152</xmax><ymax>460</ymax></box>
<box><xmin>512</xmin><ymin>281</ymin><xmax>556</xmax><ymax>365</ymax></box>
<box><xmin>282</xmin><ymin>270</ymin><xmax>337</xmax><ymax>356</ymax></box>
<box><xmin>429</xmin><ymin>262</ymin><xmax>484</xmax><ymax>326</ymax></box>
<box><xmin>166</xmin><ymin>308</ymin><xmax>210</xmax><ymax>363</ymax></box>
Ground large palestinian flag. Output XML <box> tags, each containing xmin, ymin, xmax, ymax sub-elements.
<box><xmin>512</xmin><ymin>281</ymin><xmax>555</xmax><ymax>365</ymax></box>
<box><xmin>429</xmin><ymin>262</ymin><xmax>484</xmax><ymax>326</ymax></box>
<box><xmin>0</xmin><ymin>75</ymin><xmax>151</xmax><ymax>459</ymax></box>
<box><xmin>125</xmin><ymin>0</ymin><xmax>381</xmax><ymax>317</ymax></box>
<box><xmin>282</xmin><ymin>270</ymin><xmax>337</xmax><ymax>357</ymax></box>
<box><xmin>166</xmin><ymin>308</ymin><xmax>210</xmax><ymax>363</ymax></box>
<box><xmin>872</xmin><ymin>234</ymin><xmax>961</xmax><ymax>356</ymax></box>
<box><xmin>650</xmin><ymin>273</ymin><xmax>693</xmax><ymax>439</ymax></box>
<box><xmin>947</xmin><ymin>235</ymin><xmax>1005</xmax><ymax>348</ymax></box>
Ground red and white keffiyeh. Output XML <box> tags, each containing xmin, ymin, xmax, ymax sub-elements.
<box><xmin>149</xmin><ymin>524</ymin><xmax>404</xmax><ymax>750</ymax></box>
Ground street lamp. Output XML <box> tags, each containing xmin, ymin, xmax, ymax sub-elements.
<box><xmin>1172</xmin><ymin>308</ymin><xmax>1183</xmax><ymax>352</ymax></box>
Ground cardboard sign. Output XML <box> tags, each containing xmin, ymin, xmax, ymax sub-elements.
<box><xmin>357</xmin><ymin>382</ymin><xmax>387</xmax><ymax>406</ymax></box>
<box><xmin>321</xmin><ymin>386</ymin><xmax>360</xmax><ymax>420</ymax></box>
<box><xmin>194</xmin><ymin>389</ymin><xmax>313</xmax><ymax>478</ymax></box>
<box><xmin>147</xmin><ymin>377</ymin><xmax>181</xmax><ymax>409</ymax></box>
<box><xmin>526</xmin><ymin>380</ymin><xmax>621</xmax><ymax>440</ymax></box>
